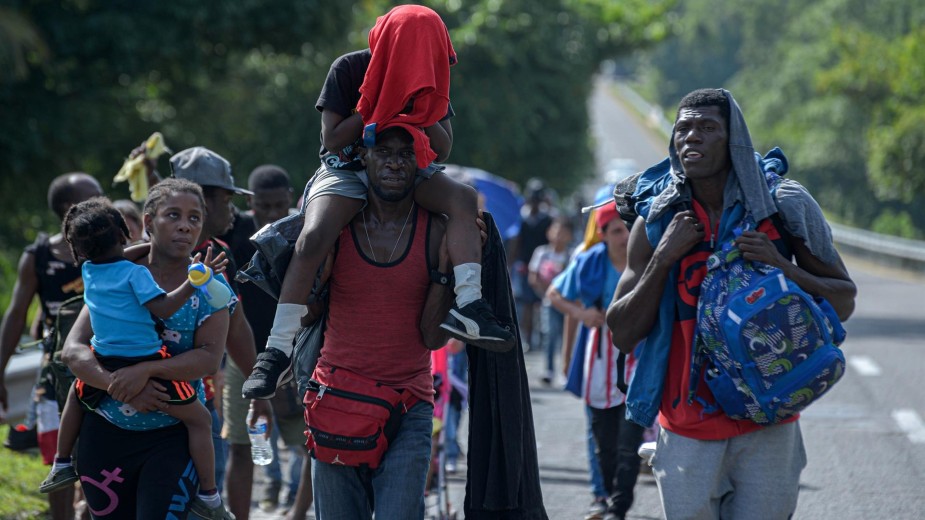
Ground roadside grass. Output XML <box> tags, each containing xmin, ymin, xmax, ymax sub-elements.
<box><xmin>0</xmin><ymin>425</ymin><xmax>48</xmax><ymax>519</ymax></box>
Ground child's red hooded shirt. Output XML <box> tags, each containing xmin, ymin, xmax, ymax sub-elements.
<box><xmin>357</xmin><ymin>5</ymin><xmax>456</xmax><ymax>168</ymax></box>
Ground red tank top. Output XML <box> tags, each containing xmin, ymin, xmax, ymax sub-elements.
<box><xmin>320</xmin><ymin>206</ymin><xmax>434</xmax><ymax>403</ymax></box>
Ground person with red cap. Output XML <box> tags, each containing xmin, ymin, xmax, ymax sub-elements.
<box><xmin>244</xmin><ymin>4</ymin><xmax>514</xmax><ymax>401</ymax></box>
<box><xmin>546</xmin><ymin>201</ymin><xmax>645</xmax><ymax>520</ymax></box>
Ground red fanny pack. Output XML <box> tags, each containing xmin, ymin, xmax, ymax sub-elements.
<box><xmin>303</xmin><ymin>365</ymin><xmax>417</xmax><ymax>469</ymax></box>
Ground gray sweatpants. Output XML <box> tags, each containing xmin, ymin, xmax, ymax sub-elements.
<box><xmin>652</xmin><ymin>421</ymin><xmax>806</xmax><ymax>520</ymax></box>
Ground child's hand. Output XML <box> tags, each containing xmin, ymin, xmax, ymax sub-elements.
<box><xmin>191</xmin><ymin>247</ymin><xmax>229</xmax><ymax>276</ymax></box>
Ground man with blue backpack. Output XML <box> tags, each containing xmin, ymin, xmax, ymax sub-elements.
<box><xmin>607</xmin><ymin>88</ymin><xmax>857</xmax><ymax>519</ymax></box>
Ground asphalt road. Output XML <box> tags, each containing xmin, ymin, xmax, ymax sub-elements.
<box><xmin>252</xmin><ymin>251</ymin><xmax>925</xmax><ymax>519</ymax></box>
<box><xmin>6</xmin><ymin>78</ymin><xmax>921</xmax><ymax>520</ymax></box>
<box><xmin>249</xmin><ymin>78</ymin><xmax>925</xmax><ymax>520</ymax></box>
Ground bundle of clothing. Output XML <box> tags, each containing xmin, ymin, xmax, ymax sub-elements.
<box><xmin>357</xmin><ymin>5</ymin><xmax>456</xmax><ymax>168</ymax></box>
<box><xmin>465</xmin><ymin>212</ymin><xmax>548</xmax><ymax>520</ymax></box>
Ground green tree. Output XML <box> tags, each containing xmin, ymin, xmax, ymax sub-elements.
<box><xmin>623</xmin><ymin>0</ymin><xmax>925</xmax><ymax>235</ymax></box>
<box><xmin>351</xmin><ymin>0</ymin><xmax>673</xmax><ymax>195</ymax></box>
<box><xmin>0</xmin><ymin>1</ymin><xmax>353</xmax><ymax>251</ymax></box>
<box><xmin>0</xmin><ymin>0</ymin><xmax>674</xmax><ymax>256</ymax></box>
<box><xmin>441</xmin><ymin>0</ymin><xmax>672</xmax><ymax>194</ymax></box>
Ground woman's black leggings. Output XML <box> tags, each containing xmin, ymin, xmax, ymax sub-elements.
<box><xmin>77</xmin><ymin>411</ymin><xmax>199</xmax><ymax>519</ymax></box>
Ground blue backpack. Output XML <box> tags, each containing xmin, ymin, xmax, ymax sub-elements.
<box><xmin>692</xmin><ymin>214</ymin><xmax>847</xmax><ymax>425</ymax></box>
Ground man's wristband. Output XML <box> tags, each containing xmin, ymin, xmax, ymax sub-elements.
<box><xmin>430</xmin><ymin>269</ymin><xmax>454</xmax><ymax>286</ymax></box>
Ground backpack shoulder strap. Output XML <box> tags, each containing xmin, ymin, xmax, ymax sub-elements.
<box><xmin>48</xmin><ymin>294</ymin><xmax>85</xmax><ymax>355</ymax></box>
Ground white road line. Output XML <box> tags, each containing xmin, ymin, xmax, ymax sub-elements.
<box><xmin>848</xmin><ymin>355</ymin><xmax>881</xmax><ymax>376</ymax></box>
<box><xmin>892</xmin><ymin>409</ymin><xmax>925</xmax><ymax>444</ymax></box>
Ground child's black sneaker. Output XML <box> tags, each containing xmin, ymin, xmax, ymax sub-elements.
<box><xmin>242</xmin><ymin>348</ymin><xmax>293</xmax><ymax>399</ymax></box>
<box><xmin>39</xmin><ymin>465</ymin><xmax>78</xmax><ymax>494</ymax></box>
<box><xmin>440</xmin><ymin>298</ymin><xmax>515</xmax><ymax>352</ymax></box>
<box><xmin>190</xmin><ymin>496</ymin><xmax>235</xmax><ymax>520</ymax></box>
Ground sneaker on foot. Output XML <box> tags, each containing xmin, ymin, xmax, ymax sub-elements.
<box><xmin>638</xmin><ymin>441</ymin><xmax>657</xmax><ymax>467</ymax></box>
<box><xmin>39</xmin><ymin>465</ymin><xmax>78</xmax><ymax>493</ymax></box>
<box><xmin>440</xmin><ymin>299</ymin><xmax>515</xmax><ymax>352</ymax></box>
<box><xmin>540</xmin><ymin>370</ymin><xmax>554</xmax><ymax>386</ymax></box>
<box><xmin>190</xmin><ymin>497</ymin><xmax>235</xmax><ymax>520</ymax></box>
<box><xmin>584</xmin><ymin>497</ymin><xmax>608</xmax><ymax>520</ymax></box>
<box><xmin>242</xmin><ymin>348</ymin><xmax>293</xmax><ymax>399</ymax></box>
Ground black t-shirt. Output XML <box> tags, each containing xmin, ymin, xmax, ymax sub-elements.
<box><xmin>516</xmin><ymin>211</ymin><xmax>553</xmax><ymax>264</ymax></box>
<box><xmin>26</xmin><ymin>233</ymin><xmax>84</xmax><ymax>330</ymax></box>
<box><xmin>219</xmin><ymin>210</ymin><xmax>258</xmax><ymax>277</ymax></box>
<box><xmin>218</xmin><ymin>211</ymin><xmax>276</xmax><ymax>353</ymax></box>
<box><xmin>314</xmin><ymin>48</ymin><xmax>455</xmax><ymax>161</ymax></box>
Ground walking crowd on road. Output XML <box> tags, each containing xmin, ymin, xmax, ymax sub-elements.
<box><xmin>0</xmin><ymin>5</ymin><xmax>857</xmax><ymax>520</ymax></box>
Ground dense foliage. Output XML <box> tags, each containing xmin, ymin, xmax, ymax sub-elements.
<box><xmin>625</xmin><ymin>0</ymin><xmax>925</xmax><ymax>237</ymax></box>
<box><xmin>0</xmin><ymin>0</ymin><xmax>672</xmax><ymax>311</ymax></box>
<box><xmin>1</xmin><ymin>1</ymin><xmax>354</xmax><ymax>251</ymax></box>
<box><xmin>0</xmin><ymin>0</ymin><xmax>671</xmax><ymax>244</ymax></box>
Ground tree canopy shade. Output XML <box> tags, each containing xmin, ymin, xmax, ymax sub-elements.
<box><xmin>433</xmin><ymin>0</ymin><xmax>673</xmax><ymax>195</ymax></box>
<box><xmin>1</xmin><ymin>1</ymin><xmax>353</xmax><ymax>250</ymax></box>
<box><xmin>624</xmin><ymin>0</ymin><xmax>925</xmax><ymax>238</ymax></box>
<box><xmin>0</xmin><ymin>0</ymin><xmax>673</xmax><ymax>255</ymax></box>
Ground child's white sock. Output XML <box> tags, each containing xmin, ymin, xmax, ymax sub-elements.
<box><xmin>52</xmin><ymin>456</ymin><xmax>72</xmax><ymax>472</ymax></box>
<box><xmin>265</xmin><ymin>303</ymin><xmax>308</xmax><ymax>357</ymax></box>
<box><xmin>453</xmin><ymin>263</ymin><xmax>482</xmax><ymax>308</ymax></box>
<box><xmin>197</xmin><ymin>488</ymin><xmax>222</xmax><ymax>508</ymax></box>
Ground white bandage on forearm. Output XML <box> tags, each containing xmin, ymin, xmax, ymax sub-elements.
<box><xmin>265</xmin><ymin>303</ymin><xmax>308</xmax><ymax>357</ymax></box>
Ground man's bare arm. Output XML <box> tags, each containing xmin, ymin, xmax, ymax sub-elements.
<box><xmin>736</xmin><ymin>231</ymin><xmax>857</xmax><ymax>321</ymax></box>
<box><xmin>0</xmin><ymin>251</ymin><xmax>39</xmax><ymax>411</ymax></box>
<box><xmin>607</xmin><ymin>212</ymin><xmax>703</xmax><ymax>353</ymax></box>
<box><xmin>225</xmin><ymin>302</ymin><xmax>257</xmax><ymax>376</ymax></box>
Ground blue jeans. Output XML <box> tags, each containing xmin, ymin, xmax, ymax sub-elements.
<box><xmin>586</xmin><ymin>405</ymin><xmax>606</xmax><ymax>499</ymax></box>
<box><xmin>542</xmin><ymin>302</ymin><xmax>564</xmax><ymax>375</ymax></box>
<box><xmin>208</xmin><ymin>402</ymin><xmax>227</xmax><ymax>493</ymax></box>
<box><xmin>266</xmin><ymin>421</ymin><xmax>283</xmax><ymax>482</ymax></box>
<box><xmin>444</xmin><ymin>350</ymin><xmax>468</xmax><ymax>463</ymax></box>
<box><xmin>312</xmin><ymin>401</ymin><xmax>434</xmax><ymax>520</ymax></box>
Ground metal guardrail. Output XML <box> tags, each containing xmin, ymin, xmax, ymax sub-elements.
<box><xmin>830</xmin><ymin>223</ymin><xmax>925</xmax><ymax>273</ymax></box>
<box><xmin>609</xmin><ymin>78</ymin><xmax>925</xmax><ymax>275</ymax></box>
<box><xmin>3</xmin><ymin>348</ymin><xmax>41</xmax><ymax>423</ymax></box>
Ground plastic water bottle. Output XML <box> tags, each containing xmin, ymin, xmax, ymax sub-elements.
<box><xmin>187</xmin><ymin>263</ymin><xmax>232</xmax><ymax>309</ymax></box>
<box><xmin>247</xmin><ymin>408</ymin><xmax>273</xmax><ymax>466</ymax></box>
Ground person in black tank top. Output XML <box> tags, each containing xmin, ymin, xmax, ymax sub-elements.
<box><xmin>0</xmin><ymin>172</ymin><xmax>102</xmax><ymax>520</ymax></box>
